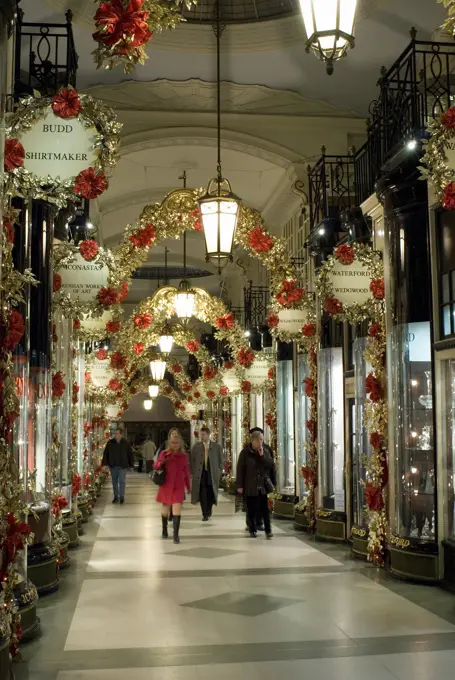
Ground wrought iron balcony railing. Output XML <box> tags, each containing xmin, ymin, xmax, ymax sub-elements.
<box><xmin>307</xmin><ymin>149</ymin><xmax>356</xmax><ymax>232</ymax></box>
<box><xmin>244</xmin><ymin>284</ymin><xmax>269</xmax><ymax>329</ymax></box>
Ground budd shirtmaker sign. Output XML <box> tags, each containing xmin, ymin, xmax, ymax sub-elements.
<box><xmin>329</xmin><ymin>259</ymin><xmax>371</xmax><ymax>306</ymax></box>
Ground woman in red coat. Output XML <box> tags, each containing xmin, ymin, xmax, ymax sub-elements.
<box><xmin>154</xmin><ymin>433</ymin><xmax>191</xmax><ymax>544</ymax></box>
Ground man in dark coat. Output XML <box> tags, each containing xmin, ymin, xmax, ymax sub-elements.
<box><xmin>236</xmin><ymin>431</ymin><xmax>275</xmax><ymax>538</ymax></box>
<box><xmin>248</xmin><ymin>427</ymin><xmax>276</xmax><ymax>531</ymax></box>
<box><xmin>191</xmin><ymin>426</ymin><xmax>224</xmax><ymax>521</ymax></box>
<box><xmin>102</xmin><ymin>429</ymin><xmax>134</xmax><ymax>504</ymax></box>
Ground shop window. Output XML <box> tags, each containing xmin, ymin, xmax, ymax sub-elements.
<box><xmin>438</xmin><ymin>213</ymin><xmax>455</xmax><ymax>338</ymax></box>
<box><xmin>276</xmin><ymin>360</ymin><xmax>295</xmax><ymax>494</ymax></box>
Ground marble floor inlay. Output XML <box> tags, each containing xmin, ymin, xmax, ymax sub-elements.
<box><xmin>14</xmin><ymin>473</ymin><xmax>455</xmax><ymax>680</ymax></box>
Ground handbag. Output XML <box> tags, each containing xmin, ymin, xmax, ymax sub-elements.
<box><xmin>151</xmin><ymin>462</ymin><xmax>166</xmax><ymax>486</ymax></box>
<box><xmin>264</xmin><ymin>475</ymin><xmax>274</xmax><ymax>494</ymax></box>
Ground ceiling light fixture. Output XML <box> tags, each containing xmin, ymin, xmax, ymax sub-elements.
<box><xmin>174</xmin><ymin>170</ymin><xmax>197</xmax><ymax>322</ymax></box>
<box><xmin>198</xmin><ymin>0</ymin><xmax>241</xmax><ymax>273</ymax></box>
<box><xmin>148</xmin><ymin>384</ymin><xmax>159</xmax><ymax>398</ymax></box>
<box><xmin>159</xmin><ymin>322</ymin><xmax>174</xmax><ymax>356</ymax></box>
<box><xmin>300</xmin><ymin>0</ymin><xmax>357</xmax><ymax>75</ymax></box>
<box><xmin>149</xmin><ymin>357</ymin><xmax>166</xmax><ymax>382</ymax></box>
<box><xmin>143</xmin><ymin>399</ymin><xmax>153</xmax><ymax>411</ymax></box>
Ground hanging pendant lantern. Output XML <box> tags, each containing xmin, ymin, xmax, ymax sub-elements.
<box><xmin>199</xmin><ymin>177</ymin><xmax>240</xmax><ymax>267</ymax></box>
<box><xmin>149</xmin><ymin>357</ymin><xmax>166</xmax><ymax>382</ymax></box>
<box><xmin>144</xmin><ymin>399</ymin><xmax>153</xmax><ymax>411</ymax></box>
<box><xmin>174</xmin><ymin>279</ymin><xmax>196</xmax><ymax>321</ymax></box>
<box><xmin>299</xmin><ymin>0</ymin><xmax>357</xmax><ymax>75</ymax></box>
<box><xmin>148</xmin><ymin>384</ymin><xmax>159</xmax><ymax>398</ymax></box>
<box><xmin>159</xmin><ymin>323</ymin><xmax>174</xmax><ymax>355</ymax></box>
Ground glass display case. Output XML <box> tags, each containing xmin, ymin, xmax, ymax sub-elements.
<box><xmin>296</xmin><ymin>353</ymin><xmax>310</xmax><ymax>501</ymax></box>
<box><xmin>276</xmin><ymin>358</ymin><xmax>295</xmax><ymax>496</ymax></box>
<box><xmin>231</xmin><ymin>394</ymin><xmax>243</xmax><ymax>472</ymax></box>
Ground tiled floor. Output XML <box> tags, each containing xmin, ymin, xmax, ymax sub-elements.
<box><xmin>15</xmin><ymin>473</ymin><xmax>455</xmax><ymax>679</ymax></box>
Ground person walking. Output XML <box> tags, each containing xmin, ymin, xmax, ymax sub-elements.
<box><xmin>155</xmin><ymin>428</ymin><xmax>184</xmax><ymax>522</ymax></box>
<box><xmin>248</xmin><ymin>427</ymin><xmax>276</xmax><ymax>531</ymax></box>
<box><xmin>142</xmin><ymin>435</ymin><xmax>156</xmax><ymax>474</ymax></box>
<box><xmin>102</xmin><ymin>428</ymin><xmax>134</xmax><ymax>504</ymax></box>
<box><xmin>154</xmin><ymin>432</ymin><xmax>191</xmax><ymax>544</ymax></box>
<box><xmin>191</xmin><ymin>426</ymin><xmax>224</xmax><ymax>521</ymax></box>
<box><xmin>236</xmin><ymin>430</ymin><xmax>274</xmax><ymax>539</ymax></box>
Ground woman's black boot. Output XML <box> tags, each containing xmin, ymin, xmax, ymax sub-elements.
<box><xmin>161</xmin><ymin>516</ymin><xmax>168</xmax><ymax>539</ymax></box>
<box><xmin>173</xmin><ymin>516</ymin><xmax>181</xmax><ymax>544</ymax></box>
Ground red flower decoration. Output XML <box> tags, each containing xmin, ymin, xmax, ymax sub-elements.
<box><xmin>324</xmin><ymin>297</ymin><xmax>343</xmax><ymax>315</ymax></box>
<box><xmin>3</xmin><ymin>218</ymin><xmax>14</xmax><ymax>244</ymax></box>
<box><xmin>53</xmin><ymin>274</ymin><xmax>62</xmax><ymax>293</ymax></box>
<box><xmin>203</xmin><ymin>365</ymin><xmax>217</xmax><ymax>380</ymax></box>
<box><xmin>370</xmin><ymin>278</ymin><xmax>385</xmax><ymax>300</ymax></box>
<box><xmin>190</xmin><ymin>209</ymin><xmax>203</xmax><ymax>232</ymax></box>
<box><xmin>85</xmin><ymin>371</ymin><xmax>91</xmax><ymax>383</ymax></box>
<box><xmin>241</xmin><ymin>380</ymin><xmax>252</xmax><ymax>393</ymax></box>
<box><xmin>186</xmin><ymin>340</ymin><xmax>200</xmax><ymax>353</ymax></box>
<box><xmin>215</xmin><ymin>313</ymin><xmax>235</xmax><ymax>330</ymax></box>
<box><xmin>220</xmin><ymin>386</ymin><xmax>229</xmax><ymax>396</ymax></box>
<box><xmin>74</xmin><ymin>168</ymin><xmax>108</xmax><ymax>200</ymax></box>
<box><xmin>248</xmin><ymin>226</ymin><xmax>274</xmax><ymax>253</ymax></box>
<box><xmin>275</xmin><ymin>280</ymin><xmax>304</xmax><ymax>309</ymax></box>
<box><xmin>267</xmin><ymin>313</ymin><xmax>279</xmax><ymax>328</ymax></box>
<box><xmin>117</xmin><ymin>281</ymin><xmax>129</xmax><ymax>302</ymax></box>
<box><xmin>98</xmin><ymin>286</ymin><xmax>118</xmax><ymax>307</ymax></box>
<box><xmin>365</xmin><ymin>372</ymin><xmax>382</xmax><ymax>403</ymax></box>
<box><xmin>93</xmin><ymin>0</ymin><xmax>153</xmax><ymax>54</ymax></box>
<box><xmin>301</xmin><ymin>465</ymin><xmax>317</xmax><ymax>489</ymax></box>
<box><xmin>442</xmin><ymin>106</ymin><xmax>455</xmax><ymax>129</ymax></box>
<box><xmin>302</xmin><ymin>323</ymin><xmax>315</xmax><ymax>337</ymax></box>
<box><xmin>365</xmin><ymin>482</ymin><xmax>384</xmax><ymax>511</ymax></box>
<box><xmin>182</xmin><ymin>383</ymin><xmax>192</xmax><ymax>393</ymax></box>
<box><xmin>106</xmin><ymin>320</ymin><xmax>121</xmax><ymax>333</ymax></box>
<box><xmin>72</xmin><ymin>473</ymin><xmax>82</xmax><ymax>498</ymax></box>
<box><xmin>224</xmin><ymin>360</ymin><xmax>234</xmax><ymax>369</ymax></box>
<box><xmin>96</xmin><ymin>349</ymin><xmax>108</xmax><ymax>361</ymax></box>
<box><xmin>265</xmin><ymin>412</ymin><xmax>276</xmax><ymax>429</ymax></box>
<box><xmin>52</xmin><ymin>371</ymin><xmax>66</xmax><ymax>398</ymax></box>
<box><xmin>303</xmin><ymin>377</ymin><xmax>315</xmax><ymax>398</ymax></box>
<box><xmin>72</xmin><ymin>381</ymin><xmax>80</xmax><ymax>405</ymax></box>
<box><xmin>237</xmin><ymin>347</ymin><xmax>255</xmax><ymax>368</ymax></box>
<box><xmin>4</xmin><ymin>310</ymin><xmax>25</xmax><ymax>351</ymax></box>
<box><xmin>52</xmin><ymin>495</ymin><xmax>69</xmax><ymax>518</ymax></box>
<box><xmin>79</xmin><ymin>239</ymin><xmax>100</xmax><ymax>261</ymax></box>
<box><xmin>52</xmin><ymin>88</ymin><xmax>82</xmax><ymax>119</ymax></box>
<box><xmin>335</xmin><ymin>244</ymin><xmax>355</xmax><ymax>265</ymax></box>
<box><xmin>73</xmin><ymin>319</ymin><xmax>81</xmax><ymax>330</ymax></box>
<box><xmin>206</xmin><ymin>390</ymin><xmax>216</xmax><ymax>400</ymax></box>
<box><xmin>110</xmin><ymin>351</ymin><xmax>126</xmax><ymax>369</ymax></box>
<box><xmin>370</xmin><ymin>432</ymin><xmax>383</xmax><ymax>449</ymax></box>
<box><xmin>443</xmin><ymin>181</ymin><xmax>455</xmax><ymax>210</ymax></box>
<box><xmin>194</xmin><ymin>390</ymin><xmax>201</xmax><ymax>399</ymax></box>
<box><xmin>368</xmin><ymin>322</ymin><xmax>382</xmax><ymax>338</ymax></box>
<box><xmin>134</xmin><ymin>313</ymin><xmax>152</xmax><ymax>329</ymax></box>
<box><xmin>108</xmin><ymin>378</ymin><xmax>122</xmax><ymax>392</ymax></box>
<box><xmin>4</xmin><ymin>138</ymin><xmax>25</xmax><ymax>172</ymax></box>
<box><xmin>306</xmin><ymin>419</ymin><xmax>316</xmax><ymax>439</ymax></box>
<box><xmin>268</xmin><ymin>367</ymin><xmax>275</xmax><ymax>380</ymax></box>
<box><xmin>129</xmin><ymin>223</ymin><xmax>156</xmax><ymax>248</ymax></box>
<box><xmin>133</xmin><ymin>342</ymin><xmax>144</xmax><ymax>355</ymax></box>
<box><xmin>171</xmin><ymin>363</ymin><xmax>182</xmax><ymax>374</ymax></box>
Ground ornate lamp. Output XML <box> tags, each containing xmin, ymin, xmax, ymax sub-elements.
<box><xmin>198</xmin><ymin>0</ymin><xmax>241</xmax><ymax>271</ymax></box>
<box><xmin>159</xmin><ymin>323</ymin><xmax>174</xmax><ymax>355</ymax></box>
<box><xmin>143</xmin><ymin>399</ymin><xmax>153</xmax><ymax>411</ymax></box>
<box><xmin>174</xmin><ymin>278</ymin><xmax>196</xmax><ymax>321</ymax></box>
<box><xmin>148</xmin><ymin>384</ymin><xmax>159</xmax><ymax>398</ymax></box>
<box><xmin>149</xmin><ymin>357</ymin><xmax>166</xmax><ymax>382</ymax></box>
<box><xmin>299</xmin><ymin>0</ymin><xmax>357</xmax><ymax>75</ymax></box>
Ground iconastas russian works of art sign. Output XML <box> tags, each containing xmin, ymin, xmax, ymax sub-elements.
<box><xmin>59</xmin><ymin>252</ymin><xmax>109</xmax><ymax>304</ymax></box>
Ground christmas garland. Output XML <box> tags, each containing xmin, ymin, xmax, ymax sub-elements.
<box><xmin>438</xmin><ymin>0</ymin><xmax>455</xmax><ymax>37</ymax></box>
<box><xmin>421</xmin><ymin>104</ymin><xmax>455</xmax><ymax>208</ymax></box>
<box><xmin>4</xmin><ymin>88</ymin><xmax>121</xmax><ymax>208</ymax></box>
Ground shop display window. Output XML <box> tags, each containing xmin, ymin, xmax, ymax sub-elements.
<box><xmin>277</xmin><ymin>359</ymin><xmax>295</xmax><ymax>494</ymax></box>
<box><xmin>390</xmin><ymin>321</ymin><xmax>435</xmax><ymax>539</ymax></box>
<box><xmin>442</xmin><ymin>359</ymin><xmax>455</xmax><ymax>539</ymax></box>
<box><xmin>318</xmin><ymin>347</ymin><xmax>345</xmax><ymax>511</ymax></box>
<box><xmin>296</xmin><ymin>353</ymin><xmax>310</xmax><ymax>500</ymax></box>
<box><xmin>231</xmin><ymin>395</ymin><xmax>243</xmax><ymax>470</ymax></box>
<box><xmin>352</xmin><ymin>338</ymin><xmax>371</xmax><ymax>527</ymax></box>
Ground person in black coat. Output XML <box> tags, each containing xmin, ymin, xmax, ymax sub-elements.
<box><xmin>236</xmin><ymin>430</ymin><xmax>274</xmax><ymax>538</ymax></box>
<box><xmin>102</xmin><ymin>429</ymin><xmax>134</xmax><ymax>504</ymax></box>
<box><xmin>248</xmin><ymin>427</ymin><xmax>276</xmax><ymax>531</ymax></box>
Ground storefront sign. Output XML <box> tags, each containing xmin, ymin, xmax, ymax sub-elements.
<box><xmin>59</xmin><ymin>252</ymin><xmax>109</xmax><ymax>304</ymax></box>
<box><xmin>105</xmin><ymin>405</ymin><xmax>120</xmax><ymax>419</ymax></box>
<box><xmin>21</xmin><ymin>109</ymin><xmax>97</xmax><ymax>181</ymax></box>
<box><xmin>444</xmin><ymin>141</ymin><xmax>455</xmax><ymax>174</ymax></box>
<box><xmin>222</xmin><ymin>371</ymin><xmax>241</xmax><ymax>393</ymax></box>
<box><xmin>80</xmin><ymin>311</ymin><xmax>113</xmax><ymax>333</ymax></box>
<box><xmin>328</xmin><ymin>259</ymin><xmax>371</xmax><ymax>306</ymax></box>
<box><xmin>277</xmin><ymin>308</ymin><xmax>307</xmax><ymax>333</ymax></box>
<box><xmin>245</xmin><ymin>359</ymin><xmax>270</xmax><ymax>386</ymax></box>
<box><xmin>91</xmin><ymin>358</ymin><xmax>114</xmax><ymax>387</ymax></box>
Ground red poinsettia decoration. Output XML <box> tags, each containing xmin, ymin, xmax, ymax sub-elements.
<box><xmin>370</xmin><ymin>278</ymin><xmax>385</xmax><ymax>300</ymax></box>
<box><xmin>186</xmin><ymin>340</ymin><xmax>200</xmax><ymax>353</ymax></box>
<box><xmin>74</xmin><ymin>168</ymin><xmax>108</xmax><ymax>200</ymax></box>
<box><xmin>171</xmin><ymin>363</ymin><xmax>182</xmax><ymax>374</ymax></box>
<box><xmin>215</xmin><ymin>313</ymin><xmax>235</xmax><ymax>330</ymax></box>
<box><xmin>276</xmin><ymin>280</ymin><xmax>304</xmax><ymax>308</ymax></box>
<box><xmin>4</xmin><ymin>310</ymin><xmax>25</xmax><ymax>351</ymax></box>
<box><xmin>181</xmin><ymin>383</ymin><xmax>191</xmax><ymax>393</ymax></box>
<box><xmin>237</xmin><ymin>347</ymin><xmax>255</xmax><ymax>368</ymax></box>
<box><xmin>301</xmin><ymin>465</ymin><xmax>317</xmax><ymax>489</ymax></box>
<box><xmin>71</xmin><ymin>473</ymin><xmax>82</xmax><ymax>498</ymax></box>
<box><xmin>106</xmin><ymin>320</ymin><xmax>121</xmax><ymax>333</ymax></box>
<box><xmin>93</xmin><ymin>0</ymin><xmax>153</xmax><ymax>54</ymax></box>
<box><xmin>203</xmin><ymin>365</ymin><xmax>217</xmax><ymax>380</ymax></box>
<box><xmin>442</xmin><ymin>106</ymin><xmax>455</xmax><ymax>129</ymax></box>
<box><xmin>110</xmin><ymin>351</ymin><xmax>126</xmax><ymax>369</ymax></box>
<box><xmin>0</xmin><ymin>513</ymin><xmax>30</xmax><ymax>581</ymax></box>
<box><xmin>194</xmin><ymin>390</ymin><xmax>201</xmax><ymax>399</ymax></box>
<box><xmin>365</xmin><ymin>372</ymin><xmax>382</xmax><ymax>403</ymax></box>
<box><xmin>443</xmin><ymin>182</ymin><xmax>455</xmax><ymax>210</ymax></box>
<box><xmin>134</xmin><ymin>313</ymin><xmax>152</xmax><ymax>329</ymax></box>
<box><xmin>3</xmin><ymin>217</ymin><xmax>14</xmax><ymax>244</ymax></box>
<box><xmin>324</xmin><ymin>297</ymin><xmax>343</xmax><ymax>315</ymax></box>
<box><xmin>224</xmin><ymin>360</ymin><xmax>234</xmax><ymax>369</ymax></box>
<box><xmin>96</xmin><ymin>348</ymin><xmax>108</xmax><ymax>361</ymax></box>
<box><xmin>303</xmin><ymin>377</ymin><xmax>315</xmax><ymax>398</ymax></box>
<box><xmin>370</xmin><ymin>432</ymin><xmax>383</xmax><ymax>449</ymax></box>
<box><xmin>129</xmin><ymin>223</ymin><xmax>156</xmax><ymax>248</ymax></box>
<box><xmin>53</xmin><ymin>274</ymin><xmax>62</xmax><ymax>293</ymax></box>
<box><xmin>79</xmin><ymin>239</ymin><xmax>100</xmax><ymax>261</ymax></box>
<box><xmin>73</xmin><ymin>319</ymin><xmax>81</xmax><ymax>330</ymax></box>
<box><xmin>72</xmin><ymin>381</ymin><xmax>80</xmax><ymax>405</ymax></box>
<box><xmin>241</xmin><ymin>380</ymin><xmax>252</xmax><ymax>393</ymax></box>
<box><xmin>117</xmin><ymin>281</ymin><xmax>129</xmax><ymax>302</ymax></box>
<box><xmin>190</xmin><ymin>209</ymin><xmax>203</xmax><ymax>232</ymax></box>
<box><xmin>306</xmin><ymin>419</ymin><xmax>316</xmax><ymax>439</ymax></box>
<box><xmin>4</xmin><ymin>138</ymin><xmax>25</xmax><ymax>172</ymax></box>
<box><xmin>219</xmin><ymin>386</ymin><xmax>229</xmax><ymax>397</ymax></box>
<box><xmin>207</xmin><ymin>390</ymin><xmax>216</xmax><ymax>400</ymax></box>
<box><xmin>52</xmin><ymin>371</ymin><xmax>66</xmax><ymax>399</ymax></box>
<box><xmin>335</xmin><ymin>243</ymin><xmax>355</xmax><ymax>265</ymax></box>
<box><xmin>98</xmin><ymin>286</ymin><xmax>118</xmax><ymax>307</ymax></box>
<box><xmin>365</xmin><ymin>481</ymin><xmax>383</xmax><ymax>511</ymax></box>
<box><xmin>133</xmin><ymin>342</ymin><xmax>144</xmax><ymax>355</ymax></box>
<box><xmin>52</xmin><ymin>495</ymin><xmax>69</xmax><ymax>518</ymax></box>
<box><xmin>267</xmin><ymin>367</ymin><xmax>275</xmax><ymax>380</ymax></box>
<box><xmin>368</xmin><ymin>322</ymin><xmax>382</xmax><ymax>338</ymax></box>
<box><xmin>302</xmin><ymin>323</ymin><xmax>315</xmax><ymax>337</ymax></box>
<box><xmin>85</xmin><ymin>371</ymin><xmax>91</xmax><ymax>383</ymax></box>
<box><xmin>265</xmin><ymin>412</ymin><xmax>276</xmax><ymax>429</ymax></box>
<box><xmin>248</xmin><ymin>226</ymin><xmax>274</xmax><ymax>253</ymax></box>
<box><xmin>52</xmin><ymin>88</ymin><xmax>82</xmax><ymax>119</ymax></box>
<box><xmin>108</xmin><ymin>378</ymin><xmax>122</xmax><ymax>392</ymax></box>
<box><xmin>267</xmin><ymin>313</ymin><xmax>279</xmax><ymax>328</ymax></box>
